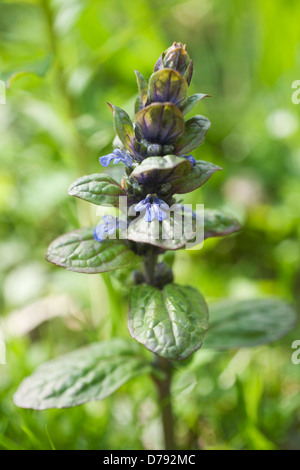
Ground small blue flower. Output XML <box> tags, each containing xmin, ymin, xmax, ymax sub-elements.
<box><xmin>135</xmin><ymin>194</ymin><xmax>169</xmax><ymax>222</ymax></box>
<box><xmin>93</xmin><ymin>215</ymin><xmax>127</xmax><ymax>242</ymax></box>
<box><xmin>183</xmin><ymin>154</ymin><xmax>196</xmax><ymax>166</ymax></box>
<box><xmin>99</xmin><ymin>148</ymin><xmax>133</xmax><ymax>168</ymax></box>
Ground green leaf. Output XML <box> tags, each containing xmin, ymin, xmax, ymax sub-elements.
<box><xmin>203</xmin><ymin>299</ymin><xmax>297</xmax><ymax>349</ymax></box>
<box><xmin>175</xmin><ymin>115</ymin><xmax>211</xmax><ymax>155</ymax></box>
<box><xmin>127</xmin><ymin>208</ymin><xmax>239</xmax><ymax>250</ymax></box>
<box><xmin>46</xmin><ymin>227</ymin><xmax>141</xmax><ymax>273</ymax></box>
<box><xmin>128</xmin><ymin>209</ymin><xmax>202</xmax><ymax>251</ymax></box>
<box><xmin>135</xmin><ymin>70</ymin><xmax>148</xmax><ymax>107</ymax></box>
<box><xmin>68</xmin><ymin>174</ymin><xmax>124</xmax><ymax>207</ymax></box>
<box><xmin>148</xmin><ymin>69</ymin><xmax>188</xmax><ymax>106</ymax></box>
<box><xmin>130</xmin><ymin>155</ymin><xmax>191</xmax><ymax>186</ymax></box>
<box><xmin>107</xmin><ymin>103</ymin><xmax>135</xmax><ymax>153</ymax></box>
<box><xmin>179</xmin><ymin>93</ymin><xmax>210</xmax><ymax>116</ymax></box>
<box><xmin>13</xmin><ymin>339</ymin><xmax>152</xmax><ymax>409</ymax></box>
<box><xmin>128</xmin><ymin>284</ymin><xmax>209</xmax><ymax>360</ymax></box>
<box><xmin>135</xmin><ymin>103</ymin><xmax>185</xmax><ymax>145</ymax></box>
<box><xmin>171</xmin><ymin>160</ymin><xmax>222</xmax><ymax>195</ymax></box>
<box><xmin>204</xmin><ymin>209</ymin><xmax>241</xmax><ymax>239</ymax></box>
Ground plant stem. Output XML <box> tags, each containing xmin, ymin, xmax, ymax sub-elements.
<box><xmin>142</xmin><ymin>248</ymin><xmax>158</xmax><ymax>285</ymax></box>
<box><xmin>143</xmin><ymin>251</ymin><xmax>176</xmax><ymax>449</ymax></box>
<box><xmin>153</xmin><ymin>357</ymin><xmax>176</xmax><ymax>450</ymax></box>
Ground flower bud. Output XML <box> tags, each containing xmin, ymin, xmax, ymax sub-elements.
<box><xmin>154</xmin><ymin>42</ymin><xmax>191</xmax><ymax>76</ymax></box>
<box><xmin>162</xmin><ymin>144</ymin><xmax>174</xmax><ymax>155</ymax></box>
<box><xmin>147</xmin><ymin>144</ymin><xmax>162</xmax><ymax>156</ymax></box>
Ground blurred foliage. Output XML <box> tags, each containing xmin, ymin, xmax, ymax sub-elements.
<box><xmin>0</xmin><ymin>0</ymin><xmax>300</xmax><ymax>450</ymax></box>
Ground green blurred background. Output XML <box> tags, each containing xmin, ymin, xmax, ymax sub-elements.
<box><xmin>0</xmin><ymin>0</ymin><xmax>300</xmax><ymax>450</ymax></box>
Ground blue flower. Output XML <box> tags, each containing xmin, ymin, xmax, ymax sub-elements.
<box><xmin>183</xmin><ymin>154</ymin><xmax>196</xmax><ymax>166</ymax></box>
<box><xmin>99</xmin><ymin>148</ymin><xmax>133</xmax><ymax>168</ymax></box>
<box><xmin>93</xmin><ymin>215</ymin><xmax>127</xmax><ymax>242</ymax></box>
<box><xmin>135</xmin><ymin>194</ymin><xmax>169</xmax><ymax>222</ymax></box>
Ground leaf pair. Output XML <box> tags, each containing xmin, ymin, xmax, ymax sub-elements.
<box><xmin>45</xmin><ymin>206</ymin><xmax>240</xmax><ymax>272</ymax></box>
<box><xmin>14</xmin><ymin>297</ymin><xmax>297</xmax><ymax>409</ymax></box>
<box><xmin>128</xmin><ymin>289</ymin><xmax>297</xmax><ymax>357</ymax></box>
<box><xmin>135</xmin><ymin>68</ymin><xmax>209</xmax><ymax>114</ymax></box>
<box><xmin>130</xmin><ymin>156</ymin><xmax>222</xmax><ymax>194</ymax></box>
<box><xmin>108</xmin><ymin>99</ymin><xmax>200</xmax><ymax>155</ymax></box>
<box><xmin>135</xmin><ymin>103</ymin><xmax>211</xmax><ymax>152</ymax></box>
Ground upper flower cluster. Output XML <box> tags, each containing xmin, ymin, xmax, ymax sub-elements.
<box><xmin>100</xmin><ymin>42</ymin><xmax>210</xmax><ymax>166</ymax></box>
<box><xmin>94</xmin><ymin>42</ymin><xmax>213</xmax><ymax>241</ymax></box>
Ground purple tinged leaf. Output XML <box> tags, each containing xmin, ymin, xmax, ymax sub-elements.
<box><xmin>171</xmin><ymin>160</ymin><xmax>222</xmax><ymax>195</ymax></box>
<box><xmin>107</xmin><ymin>103</ymin><xmax>135</xmax><ymax>153</ymax></box>
<box><xmin>153</xmin><ymin>52</ymin><xmax>164</xmax><ymax>72</ymax></box>
<box><xmin>130</xmin><ymin>155</ymin><xmax>191</xmax><ymax>186</ymax></box>
<box><xmin>175</xmin><ymin>115</ymin><xmax>211</xmax><ymax>155</ymax></box>
<box><xmin>180</xmin><ymin>93</ymin><xmax>211</xmax><ymax>116</ymax></box>
<box><xmin>135</xmin><ymin>70</ymin><xmax>148</xmax><ymax>107</ymax></box>
<box><xmin>183</xmin><ymin>59</ymin><xmax>193</xmax><ymax>86</ymax></box>
<box><xmin>149</xmin><ymin>69</ymin><xmax>188</xmax><ymax>106</ymax></box>
<box><xmin>135</xmin><ymin>102</ymin><xmax>185</xmax><ymax>145</ymax></box>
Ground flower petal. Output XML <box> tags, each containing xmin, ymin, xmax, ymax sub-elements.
<box><xmin>99</xmin><ymin>149</ymin><xmax>133</xmax><ymax>168</ymax></box>
<box><xmin>153</xmin><ymin>196</ymin><xmax>169</xmax><ymax>211</ymax></box>
<box><xmin>99</xmin><ymin>154</ymin><xmax>115</xmax><ymax>167</ymax></box>
<box><xmin>93</xmin><ymin>215</ymin><xmax>119</xmax><ymax>242</ymax></box>
<box><xmin>144</xmin><ymin>206</ymin><xmax>154</xmax><ymax>222</ymax></box>
<box><xmin>93</xmin><ymin>225</ymin><xmax>107</xmax><ymax>242</ymax></box>
<box><xmin>183</xmin><ymin>154</ymin><xmax>196</xmax><ymax>166</ymax></box>
<box><xmin>135</xmin><ymin>200</ymin><xmax>148</xmax><ymax>212</ymax></box>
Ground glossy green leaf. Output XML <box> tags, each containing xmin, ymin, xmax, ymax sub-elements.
<box><xmin>127</xmin><ymin>208</ymin><xmax>239</xmax><ymax>250</ymax></box>
<box><xmin>128</xmin><ymin>284</ymin><xmax>209</xmax><ymax>360</ymax></box>
<box><xmin>204</xmin><ymin>299</ymin><xmax>297</xmax><ymax>349</ymax></box>
<box><xmin>127</xmin><ymin>208</ymin><xmax>202</xmax><ymax>251</ymax></box>
<box><xmin>14</xmin><ymin>339</ymin><xmax>152</xmax><ymax>409</ymax></box>
<box><xmin>68</xmin><ymin>174</ymin><xmax>124</xmax><ymax>207</ymax></box>
<box><xmin>175</xmin><ymin>115</ymin><xmax>211</xmax><ymax>155</ymax></box>
<box><xmin>171</xmin><ymin>160</ymin><xmax>222</xmax><ymax>194</ymax></box>
<box><xmin>130</xmin><ymin>155</ymin><xmax>191</xmax><ymax>186</ymax></box>
<box><xmin>149</xmin><ymin>69</ymin><xmax>188</xmax><ymax>106</ymax></box>
<box><xmin>46</xmin><ymin>227</ymin><xmax>141</xmax><ymax>273</ymax></box>
<box><xmin>135</xmin><ymin>70</ymin><xmax>148</xmax><ymax>107</ymax></box>
<box><xmin>204</xmin><ymin>209</ymin><xmax>241</xmax><ymax>239</ymax></box>
<box><xmin>179</xmin><ymin>93</ymin><xmax>210</xmax><ymax>116</ymax></box>
<box><xmin>107</xmin><ymin>103</ymin><xmax>135</xmax><ymax>153</ymax></box>
<box><xmin>135</xmin><ymin>102</ymin><xmax>185</xmax><ymax>145</ymax></box>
